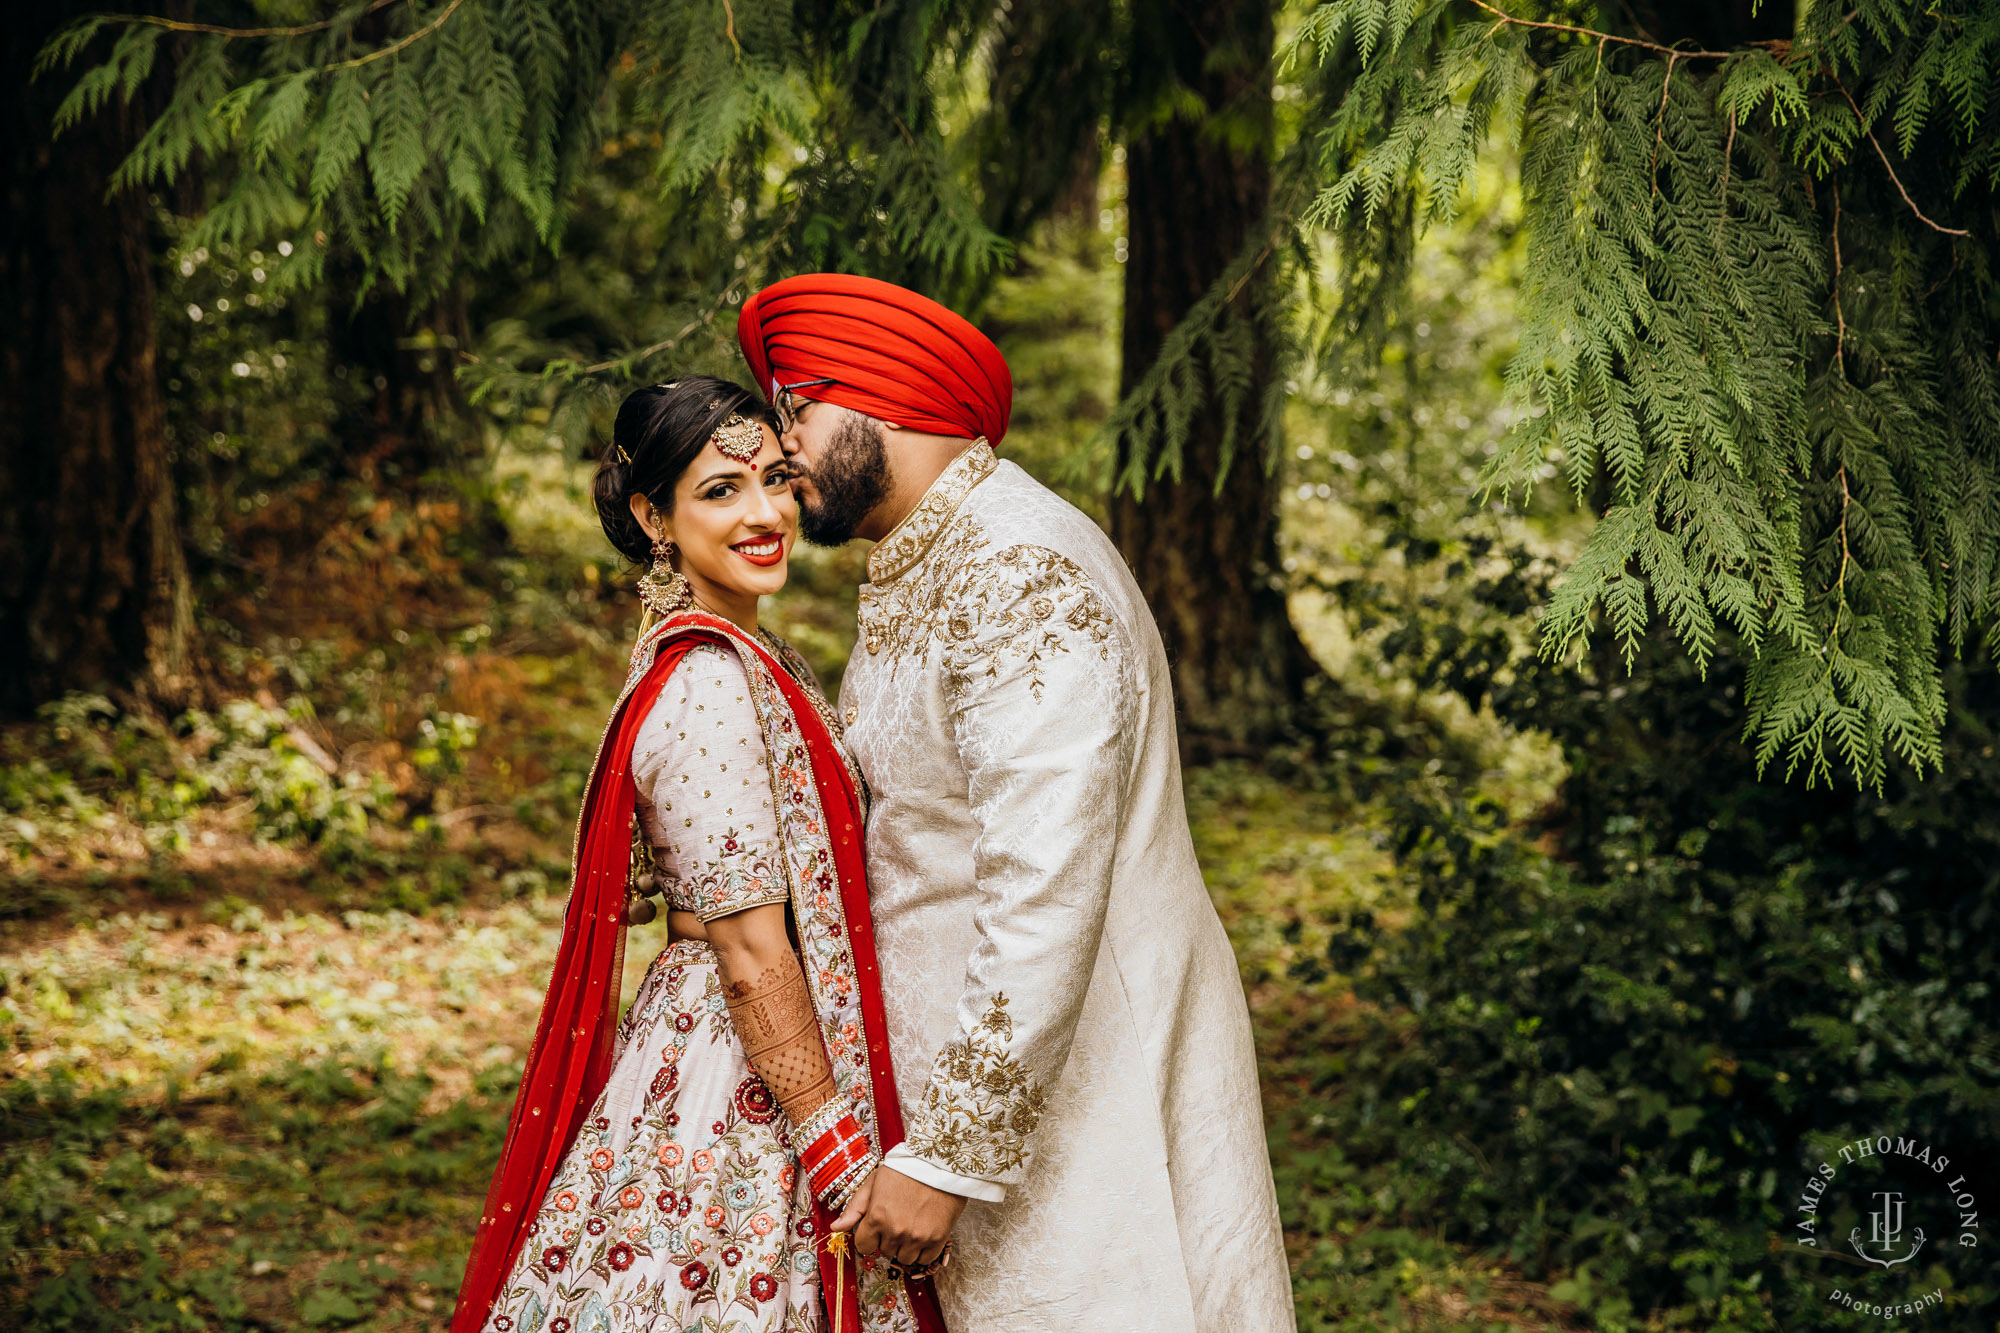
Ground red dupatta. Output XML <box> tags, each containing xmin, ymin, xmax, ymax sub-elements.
<box><xmin>452</xmin><ymin>614</ymin><xmax>945</xmax><ymax>1333</ymax></box>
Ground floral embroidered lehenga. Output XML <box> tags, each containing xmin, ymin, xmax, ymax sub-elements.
<box><xmin>452</xmin><ymin>611</ymin><xmax>947</xmax><ymax>1333</ymax></box>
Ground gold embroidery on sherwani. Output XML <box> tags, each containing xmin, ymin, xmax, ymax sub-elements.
<box><xmin>859</xmin><ymin>517</ymin><xmax>984</xmax><ymax>662</ymax></box>
<box><xmin>904</xmin><ymin>994</ymin><xmax>1049</xmax><ymax>1178</ymax></box>
<box><xmin>940</xmin><ymin>544</ymin><xmax>1115</xmax><ymax>703</ymax></box>
<box><xmin>866</xmin><ymin>442</ymin><xmax>997</xmax><ymax>585</ymax></box>
<box><xmin>860</xmin><ymin>531</ymin><xmax>1116</xmax><ymax>704</ymax></box>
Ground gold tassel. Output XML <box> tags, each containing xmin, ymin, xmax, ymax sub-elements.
<box><xmin>827</xmin><ymin>1230</ymin><xmax>850</xmax><ymax>1333</ymax></box>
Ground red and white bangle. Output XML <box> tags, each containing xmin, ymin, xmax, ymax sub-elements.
<box><xmin>795</xmin><ymin>1099</ymin><xmax>878</xmax><ymax>1211</ymax></box>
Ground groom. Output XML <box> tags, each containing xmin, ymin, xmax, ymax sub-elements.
<box><xmin>739</xmin><ymin>274</ymin><xmax>1294</xmax><ymax>1333</ymax></box>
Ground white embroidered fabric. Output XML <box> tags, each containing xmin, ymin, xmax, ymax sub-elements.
<box><xmin>840</xmin><ymin>448</ymin><xmax>1297</xmax><ymax>1333</ymax></box>
<box><xmin>630</xmin><ymin>644</ymin><xmax>790</xmax><ymax>923</ymax></box>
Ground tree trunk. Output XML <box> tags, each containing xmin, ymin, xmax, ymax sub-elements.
<box><xmin>1111</xmin><ymin>0</ymin><xmax>1316</xmax><ymax>756</ymax></box>
<box><xmin>0</xmin><ymin>0</ymin><xmax>192</xmax><ymax>713</ymax></box>
<box><xmin>326</xmin><ymin>271</ymin><xmax>474</xmax><ymax>484</ymax></box>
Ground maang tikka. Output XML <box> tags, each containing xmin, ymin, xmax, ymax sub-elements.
<box><xmin>710</xmin><ymin>412</ymin><xmax>762</xmax><ymax>465</ymax></box>
<box><xmin>637</xmin><ymin>530</ymin><xmax>695</xmax><ymax>617</ymax></box>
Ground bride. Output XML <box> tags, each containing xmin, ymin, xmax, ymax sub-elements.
<box><xmin>452</xmin><ymin>376</ymin><xmax>946</xmax><ymax>1333</ymax></box>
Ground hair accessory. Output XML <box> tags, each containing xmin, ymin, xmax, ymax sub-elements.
<box><xmin>615</xmin><ymin>443</ymin><xmax>633</xmax><ymax>464</ymax></box>
<box><xmin>711</xmin><ymin>412</ymin><xmax>763</xmax><ymax>466</ymax></box>
<box><xmin>637</xmin><ymin>534</ymin><xmax>695</xmax><ymax>617</ymax></box>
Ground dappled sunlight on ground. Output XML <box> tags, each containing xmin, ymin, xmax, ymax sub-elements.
<box><xmin>5</xmin><ymin>901</ymin><xmax>561</xmax><ymax>1108</ymax></box>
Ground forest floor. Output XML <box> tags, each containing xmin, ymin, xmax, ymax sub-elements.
<box><xmin>0</xmin><ymin>483</ymin><xmax>1583</xmax><ymax>1332</ymax></box>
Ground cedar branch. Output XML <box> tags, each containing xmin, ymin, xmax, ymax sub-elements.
<box><xmin>1463</xmin><ymin>0</ymin><xmax>1732</xmax><ymax>61</ymax></box>
<box><xmin>323</xmin><ymin>0</ymin><xmax>463</xmax><ymax>71</ymax></box>
<box><xmin>95</xmin><ymin>0</ymin><xmax>404</xmax><ymax>40</ymax></box>
<box><xmin>1833</xmin><ymin>79</ymin><xmax>1969</xmax><ymax>237</ymax></box>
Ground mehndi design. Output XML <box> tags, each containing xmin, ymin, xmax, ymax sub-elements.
<box><xmin>722</xmin><ymin>962</ymin><xmax>838</xmax><ymax>1121</ymax></box>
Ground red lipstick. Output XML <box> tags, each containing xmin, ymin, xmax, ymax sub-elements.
<box><xmin>731</xmin><ymin>534</ymin><xmax>785</xmax><ymax>567</ymax></box>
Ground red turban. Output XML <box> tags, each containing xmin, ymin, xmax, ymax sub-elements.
<box><xmin>737</xmin><ymin>273</ymin><xmax>1012</xmax><ymax>447</ymax></box>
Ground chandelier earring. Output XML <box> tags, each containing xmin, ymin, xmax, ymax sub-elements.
<box><xmin>637</xmin><ymin>528</ymin><xmax>695</xmax><ymax>617</ymax></box>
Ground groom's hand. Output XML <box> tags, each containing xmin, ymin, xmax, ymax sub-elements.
<box><xmin>851</xmin><ymin>1165</ymin><xmax>967</xmax><ymax>1268</ymax></box>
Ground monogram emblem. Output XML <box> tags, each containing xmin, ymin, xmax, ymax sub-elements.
<box><xmin>1851</xmin><ymin>1190</ymin><xmax>1927</xmax><ymax>1268</ymax></box>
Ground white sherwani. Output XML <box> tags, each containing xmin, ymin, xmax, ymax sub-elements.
<box><xmin>839</xmin><ymin>443</ymin><xmax>1295</xmax><ymax>1333</ymax></box>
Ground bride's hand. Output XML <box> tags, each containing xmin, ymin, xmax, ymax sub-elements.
<box><xmin>829</xmin><ymin>1167</ymin><xmax>876</xmax><ymax>1233</ymax></box>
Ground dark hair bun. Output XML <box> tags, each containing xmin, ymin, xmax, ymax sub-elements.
<box><xmin>591</xmin><ymin>376</ymin><xmax>777</xmax><ymax>564</ymax></box>
<box><xmin>592</xmin><ymin>455</ymin><xmax>651</xmax><ymax>562</ymax></box>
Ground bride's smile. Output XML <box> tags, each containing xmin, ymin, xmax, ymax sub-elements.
<box><xmin>624</xmin><ymin>417</ymin><xmax>798</xmax><ymax>633</ymax></box>
<box><xmin>731</xmin><ymin>533</ymin><xmax>785</xmax><ymax>566</ymax></box>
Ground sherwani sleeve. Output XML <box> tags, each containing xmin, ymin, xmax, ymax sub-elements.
<box><xmin>883</xmin><ymin>543</ymin><xmax>1136</xmax><ymax>1202</ymax></box>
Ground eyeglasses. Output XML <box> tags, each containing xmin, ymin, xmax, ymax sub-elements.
<box><xmin>774</xmin><ymin>377</ymin><xmax>836</xmax><ymax>434</ymax></box>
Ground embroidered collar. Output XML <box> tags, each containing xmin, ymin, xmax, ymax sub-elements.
<box><xmin>866</xmin><ymin>440</ymin><xmax>997</xmax><ymax>584</ymax></box>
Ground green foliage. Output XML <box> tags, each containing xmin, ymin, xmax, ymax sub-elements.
<box><xmin>1101</xmin><ymin>239</ymin><xmax>1288</xmax><ymax>496</ymax></box>
<box><xmin>1295</xmin><ymin>583</ymin><xmax>2000</xmax><ymax>1327</ymax></box>
<box><xmin>1273</xmin><ymin>1</ymin><xmax>2000</xmax><ymax>786</ymax></box>
<box><xmin>0</xmin><ymin>691</ymin><xmax>444</xmax><ymax>863</ymax></box>
<box><xmin>155</xmin><ymin>215</ymin><xmax>368</xmax><ymax>563</ymax></box>
<box><xmin>0</xmin><ymin>1059</ymin><xmax>505</xmax><ymax>1330</ymax></box>
<box><xmin>42</xmin><ymin>0</ymin><xmax>1010</xmax><ymax>327</ymax></box>
<box><xmin>73</xmin><ymin>0</ymin><xmax>617</xmax><ymax>300</ymax></box>
<box><xmin>411</xmin><ymin>711</ymin><xmax>480</xmax><ymax>781</ymax></box>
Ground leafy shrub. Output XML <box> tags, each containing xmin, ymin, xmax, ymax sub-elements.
<box><xmin>1311</xmin><ymin>631</ymin><xmax>2000</xmax><ymax>1329</ymax></box>
<box><xmin>411</xmin><ymin>711</ymin><xmax>481</xmax><ymax>783</ymax></box>
<box><xmin>1</xmin><ymin>694</ymin><xmax>421</xmax><ymax>863</ymax></box>
<box><xmin>201</xmin><ymin>699</ymin><xmax>390</xmax><ymax>842</ymax></box>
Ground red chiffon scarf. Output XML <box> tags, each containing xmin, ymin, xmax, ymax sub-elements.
<box><xmin>450</xmin><ymin>636</ymin><xmax>700</xmax><ymax>1332</ymax></box>
<box><xmin>451</xmin><ymin>622</ymin><xmax>946</xmax><ymax>1333</ymax></box>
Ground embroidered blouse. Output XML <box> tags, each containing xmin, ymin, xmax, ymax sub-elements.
<box><xmin>629</xmin><ymin>643</ymin><xmax>791</xmax><ymax>922</ymax></box>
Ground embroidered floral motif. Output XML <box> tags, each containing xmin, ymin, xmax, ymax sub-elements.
<box><xmin>570</xmin><ymin>613</ymin><xmax>919</xmax><ymax>1333</ymax></box>
<box><xmin>939</xmin><ymin>545</ymin><xmax>1115</xmax><ymax>703</ymax></box>
<box><xmin>483</xmin><ymin>943</ymin><xmax>826</xmax><ymax>1332</ymax></box>
<box><xmin>904</xmin><ymin>993</ymin><xmax>1049</xmax><ymax>1179</ymax></box>
<box><xmin>681</xmin><ymin>840</ymin><xmax>789</xmax><ymax>921</ymax></box>
<box><xmin>858</xmin><ymin>517</ymin><xmax>984</xmax><ymax>663</ymax></box>
<box><xmin>858</xmin><ymin>523</ymin><xmax>1117</xmax><ymax>706</ymax></box>
<box><xmin>866</xmin><ymin>442</ymin><xmax>996</xmax><ymax>584</ymax></box>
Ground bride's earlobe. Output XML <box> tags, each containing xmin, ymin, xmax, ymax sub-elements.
<box><xmin>628</xmin><ymin>491</ymin><xmax>658</xmax><ymax>542</ymax></box>
<box><xmin>629</xmin><ymin>493</ymin><xmax>677</xmax><ymax>549</ymax></box>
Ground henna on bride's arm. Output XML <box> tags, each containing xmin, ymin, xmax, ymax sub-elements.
<box><xmin>706</xmin><ymin>904</ymin><xmax>839</xmax><ymax>1122</ymax></box>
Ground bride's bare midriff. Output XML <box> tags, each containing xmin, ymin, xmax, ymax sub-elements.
<box><xmin>665</xmin><ymin>910</ymin><xmax>709</xmax><ymax>943</ymax></box>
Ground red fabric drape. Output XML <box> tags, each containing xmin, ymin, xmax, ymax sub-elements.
<box><xmin>737</xmin><ymin>273</ymin><xmax>1012</xmax><ymax>447</ymax></box>
<box><xmin>764</xmin><ymin>644</ymin><xmax>948</xmax><ymax>1333</ymax></box>
<box><xmin>452</xmin><ymin>624</ymin><xmax>946</xmax><ymax>1333</ymax></box>
<box><xmin>449</xmin><ymin>638</ymin><xmax>700</xmax><ymax>1333</ymax></box>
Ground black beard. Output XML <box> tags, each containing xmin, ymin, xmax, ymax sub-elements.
<box><xmin>796</xmin><ymin>412</ymin><xmax>891</xmax><ymax>546</ymax></box>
